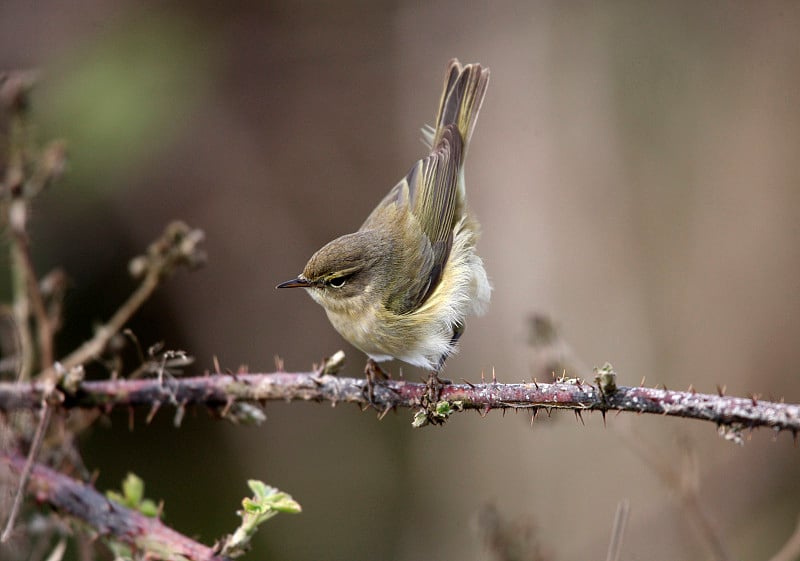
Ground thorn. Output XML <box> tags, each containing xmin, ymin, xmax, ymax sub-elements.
<box><xmin>533</xmin><ymin>378</ymin><xmax>539</xmax><ymax>390</ymax></box>
<box><xmin>575</xmin><ymin>410</ymin><xmax>585</xmax><ymax>426</ymax></box>
<box><xmin>662</xmin><ymin>383</ymin><xmax>668</xmax><ymax>391</ymax></box>
<box><xmin>546</xmin><ymin>407</ymin><xmax>552</xmax><ymax>418</ymax></box>
<box><xmin>174</xmin><ymin>400</ymin><xmax>187</xmax><ymax>427</ymax></box>
<box><xmin>377</xmin><ymin>405</ymin><xmax>392</xmax><ymax>420</ymax></box>
<box><xmin>212</xmin><ymin>355</ymin><xmax>221</xmax><ymax>373</ymax></box>
<box><xmin>463</xmin><ymin>378</ymin><xmax>476</xmax><ymax>388</ymax></box>
<box><xmin>274</xmin><ymin>355</ymin><xmax>284</xmax><ymax>372</ymax></box>
<box><xmin>716</xmin><ymin>384</ymin><xmax>726</xmax><ymax>397</ymax></box>
<box><xmin>220</xmin><ymin>397</ymin><xmax>233</xmax><ymax>417</ymax></box>
<box><xmin>530</xmin><ymin>413</ymin><xmax>535</xmax><ymax>427</ymax></box>
<box><xmin>748</xmin><ymin>393</ymin><xmax>759</xmax><ymax>406</ymax></box>
<box><xmin>491</xmin><ymin>367</ymin><xmax>497</xmax><ymax>383</ymax></box>
<box><xmin>639</xmin><ymin>376</ymin><xmax>646</xmax><ymax>387</ymax></box>
<box><xmin>481</xmin><ymin>370</ymin><xmax>485</xmax><ymax>383</ymax></box>
<box><xmin>532</xmin><ymin>408</ymin><xmax>539</xmax><ymax>419</ymax></box>
<box><xmin>479</xmin><ymin>405</ymin><xmax>491</xmax><ymax>418</ymax></box>
<box><xmin>688</xmin><ymin>384</ymin><xmax>696</xmax><ymax>394</ymax></box>
<box><xmin>146</xmin><ymin>401</ymin><xmax>161</xmax><ymax>424</ymax></box>
<box><xmin>601</xmin><ymin>410</ymin><xmax>607</xmax><ymax>427</ymax></box>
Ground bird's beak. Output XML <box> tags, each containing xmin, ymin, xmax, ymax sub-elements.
<box><xmin>276</xmin><ymin>276</ymin><xmax>311</xmax><ymax>289</ymax></box>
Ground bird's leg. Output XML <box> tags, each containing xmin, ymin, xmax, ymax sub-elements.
<box><xmin>425</xmin><ymin>370</ymin><xmax>446</xmax><ymax>404</ymax></box>
<box><xmin>364</xmin><ymin>358</ymin><xmax>392</xmax><ymax>406</ymax></box>
<box><xmin>432</xmin><ymin>322</ymin><xmax>464</xmax><ymax>382</ymax></box>
<box><xmin>365</xmin><ymin>357</ymin><xmax>391</xmax><ymax>380</ymax></box>
<box><xmin>424</xmin><ymin>322</ymin><xmax>463</xmax><ymax>409</ymax></box>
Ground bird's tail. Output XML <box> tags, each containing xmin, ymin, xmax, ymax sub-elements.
<box><xmin>422</xmin><ymin>59</ymin><xmax>490</xmax><ymax>156</ymax></box>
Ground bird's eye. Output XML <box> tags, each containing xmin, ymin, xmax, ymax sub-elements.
<box><xmin>328</xmin><ymin>276</ymin><xmax>348</xmax><ymax>288</ymax></box>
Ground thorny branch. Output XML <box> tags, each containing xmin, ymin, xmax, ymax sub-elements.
<box><xmin>0</xmin><ymin>452</ymin><xmax>229</xmax><ymax>561</ymax></box>
<box><xmin>0</xmin><ymin>365</ymin><xmax>797</xmax><ymax>436</ymax></box>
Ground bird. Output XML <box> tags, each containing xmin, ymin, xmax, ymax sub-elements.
<box><xmin>278</xmin><ymin>59</ymin><xmax>491</xmax><ymax>380</ymax></box>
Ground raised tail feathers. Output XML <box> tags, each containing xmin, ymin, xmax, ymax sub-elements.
<box><xmin>422</xmin><ymin>59</ymin><xmax>490</xmax><ymax>155</ymax></box>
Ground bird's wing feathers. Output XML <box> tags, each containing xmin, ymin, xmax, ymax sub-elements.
<box><xmin>409</xmin><ymin>126</ymin><xmax>462</xmax><ymax>255</ymax></box>
<box><xmin>405</xmin><ymin>126</ymin><xmax>462</xmax><ymax>310</ymax></box>
<box><xmin>360</xmin><ymin>60</ymin><xmax>488</xmax><ymax>316</ymax></box>
<box><xmin>374</xmin><ymin>127</ymin><xmax>462</xmax><ymax>315</ymax></box>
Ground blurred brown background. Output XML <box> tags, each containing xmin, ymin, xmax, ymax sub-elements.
<box><xmin>2</xmin><ymin>1</ymin><xmax>799</xmax><ymax>559</ymax></box>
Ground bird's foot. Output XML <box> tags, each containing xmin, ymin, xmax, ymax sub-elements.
<box><xmin>364</xmin><ymin>358</ymin><xmax>394</xmax><ymax>409</ymax></box>
<box><xmin>410</xmin><ymin>371</ymin><xmax>456</xmax><ymax>427</ymax></box>
<box><xmin>365</xmin><ymin>358</ymin><xmax>391</xmax><ymax>381</ymax></box>
<box><xmin>424</xmin><ymin>371</ymin><xmax>451</xmax><ymax>404</ymax></box>
<box><xmin>412</xmin><ymin>371</ymin><xmax>454</xmax><ymax>426</ymax></box>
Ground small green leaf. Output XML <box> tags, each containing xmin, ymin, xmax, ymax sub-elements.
<box><xmin>138</xmin><ymin>499</ymin><xmax>159</xmax><ymax>517</ymax></box>
<box><xmin>220</xmin><ymin>480</ymin><xmax>301</xmax><ymax>558</ymax></box>
<box><xmin>412</xmin><ymin>410</ymin><xmax>430</xmax><ymax>428</ymax></box>
<box><xmin>105</xmin><ymin>473</ymin><xmax>159</xmax><ymax>518</ymax></box>
<box><xmin>122</xmin><ymin>473</ymin><xmax>144</xmax><ymax>505</ymax></box>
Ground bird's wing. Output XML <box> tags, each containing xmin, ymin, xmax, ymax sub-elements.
<box><xmin>361</xmin><ymin>125</ymin><xmax>462</xmax><ymax>315</ymax></box>
<box><xmin>407</xmin><ymin>124</ymin><xmax>462</xmax><ymax>301</ymax></box>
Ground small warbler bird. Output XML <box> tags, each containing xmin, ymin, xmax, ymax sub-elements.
<box><xmin>278</xmin><ymin>59</ymin><xmax>491</xmax><ymax>375</ymax></box>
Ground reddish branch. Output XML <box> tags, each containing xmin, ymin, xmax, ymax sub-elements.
<box><xmin>1</xmin><ymin>452</ymin><xmax>228</xmax><ymax>561</ymax></box>
<box><xmin>0</xmin><ymin>372</ymin><xmax>797</xmax><ymax>434</ymax></box>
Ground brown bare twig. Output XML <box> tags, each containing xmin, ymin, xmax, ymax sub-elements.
<box><xmin>46</xmin><ymin>221</ymin><xmax>205</xmax><ymax>379</ymax></box>
<box><xmin>0</xmin><ymin>404</ymin><xmax>51</xmax><ymax>542</ymax></box>
<box><xmin>1</xmin><ymin>70</ymin><xmax>60</xmax><ymax>381</ymax></box>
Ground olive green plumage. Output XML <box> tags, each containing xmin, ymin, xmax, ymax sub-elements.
<box><xmin>278</xmin><ymin>59</ymin><xmax>491</xmax><ymax>371</ymax></box>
